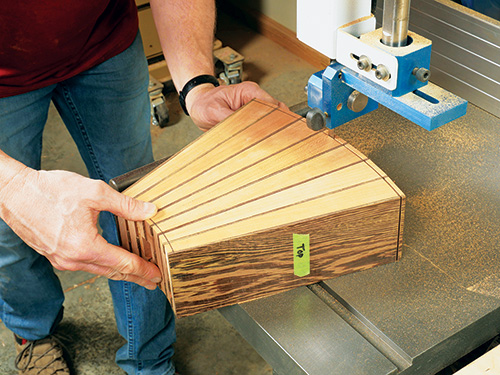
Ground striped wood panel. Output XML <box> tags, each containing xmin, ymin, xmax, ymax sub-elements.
<box><xmin>117</xmin><ymin>100</ymin><xmax>405</xmax><ymax>317</ymax></box>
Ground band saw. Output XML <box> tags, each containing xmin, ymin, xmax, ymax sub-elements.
<box><xmin>298</xmin><ymin>0</ymin><xmax>467</xmax><ymax>133</ymax></box>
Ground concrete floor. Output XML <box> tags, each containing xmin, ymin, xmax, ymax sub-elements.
<box><xmin>0</xmin><ymin>12</ymin><xmax>317</xmax><ymax>375</ymax></box>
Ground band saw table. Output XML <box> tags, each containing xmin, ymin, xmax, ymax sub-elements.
<box><xmin>217</xmin><ymin>102</ymin><xmax>500</xmax><ymax>375</ymax></box>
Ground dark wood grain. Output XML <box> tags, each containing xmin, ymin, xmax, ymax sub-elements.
<box><xmin>117</xmin><ymin>100</ymin><xmax>405</xmax><ymax>317</ymax></box>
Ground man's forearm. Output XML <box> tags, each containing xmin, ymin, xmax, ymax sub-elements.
<box><xmin>150</xmin><ymin>0</ymin><xmax>216</xmax><ymax>91</ymax></box>
<box><xmin>149</xmin><ymin>0</ymin><xmax>286</xmax><ymax>130</ymax></box>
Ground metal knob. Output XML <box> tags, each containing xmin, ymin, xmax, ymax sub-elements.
<box><xmin>306</xmin><ymin>108</ymin><xmax>327</xmax><ymax>131</ymax></box>
<box><xmin>375</xmin><ymin>64</ymin><xmax>391</xmax><ymax>81</ymax></box>
<box><xmin>347</xmin><ymin>91</ymin><xmax>369</xmax><ymax>113</ymax></box>
<box><xmin>357</xmin><ymin>55</ymin><xmax>372</xmax><ymax>72</ymax></box>
<box><xmin>413</xmin><ymin>67</ymin><xmax>431</xmax><ymax>82</ymax></box>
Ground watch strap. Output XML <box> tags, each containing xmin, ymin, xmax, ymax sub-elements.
<box><xmin>178</xmin><ymin>74</ymin><xmax>220</xmax><ymax>116</ymax></box>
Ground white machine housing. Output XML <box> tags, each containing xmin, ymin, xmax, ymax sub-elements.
<box><xmin>297</xmin><ymin>0</ymin><xmax>373</xmax><ymax>59</ymax></box>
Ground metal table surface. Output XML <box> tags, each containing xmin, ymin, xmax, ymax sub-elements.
<box><xmin>219</xmin><ymin>103</ymin><xmax>500</xmax><ymax>375</ymax></box>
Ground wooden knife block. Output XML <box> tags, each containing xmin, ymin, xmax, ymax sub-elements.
<box><xmin>117</xmin><ymin>100</ymin><xmax>405</xmax><ymax>317</ymax></box>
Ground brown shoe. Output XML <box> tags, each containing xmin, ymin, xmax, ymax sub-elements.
<box><xmin>14</xmin><ymin>334</ymin><xmax>71</xmax><ymax>375</ymax></box>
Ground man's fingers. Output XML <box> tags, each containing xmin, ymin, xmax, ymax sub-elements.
<box><xmin>94</xmin><ymin>181</ymin><xmax>157</xmax><ymax>221</ymax></box>
<box><xmin>277</xmin><ymin>101</ymin><xmax>290</xmax><ymax>111</ymax></box>
<box><xmin>82</xmin><ymin>263</ymin><xmax>160</xmax><ymax>290</ymax></box>
<box><xmin>187</xmin><ymin>81</ymin><xmax>288</xmax><ymax>130</ymax></box>
<box><xmin>85</xmin><ymin>237</ymin><xmax>162</xmax><ymax>283</ymax></box>
<box><xmin>236</xmin><ymin>82</ymin><xmax>288</xmax><ymax>110</ymax></box>
<box><xmin>52</xmin><ymin>238</ymin><xmax>162</xmax><ymax>289</ymax></box>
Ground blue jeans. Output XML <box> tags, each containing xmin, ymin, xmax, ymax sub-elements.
<box><xmin>0</xmin><ymin>33</ymin><xmax>176</xmax><ymax>375</ymax></box>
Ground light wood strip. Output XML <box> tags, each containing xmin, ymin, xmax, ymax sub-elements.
<box><xmin>164</xmin><ymin>162</ymin><xmax>383</xmax><ymax>240</ymax></box>
<box><xmin>169</xmin><ymin>177</ymin><xmax>397</xmax><ymax>251</ymax></box>
<box><xmin>145</xmin><ymin>223</ymin><xmax>156</xmax><ymax>264</ymax></box>
<box><xmin>455</xmin><ymin>343</ymin><xmax>500</xmax><ymax>375</ymax></box>
<box><xmin>140</xmin><ymin>111</ymin><xmax>300</xmax><ymax>205</ymax></box>
<box><xmin>128</xmin><ymin>220</ymin><xmax>139</xmax><ymax>256</ymax></box>
<box><xmin>151</xmin><ymin>119</ymin><xmax>327</xmax><ymax>213</ymax></box>
<box><xmin>160</xmin><ymin>241</ymin><xmax>176</xmax><ymax>313</ymax></box>
<box><xmin>141</xmin><ymin>223</ymin><xmax>154</xmax><ymax>261</ymax></box>
<box><xmin>151</xmin><ymin>226</ymin><xmax>170</xmax><ymax>302</ymax></box>
<box><xmin>117</xmin><ymin>217</ymin><xmax>130</xmax><ymax>249</ymax></box>
<box><xmin>156</xmin><ymin>147</ymin><xmax>363</xmax><ymax>233</ymax></box>
<box><xmin>151</xmin><ymin>230</ymin><xmax>163</xmax><ymax>285</ymax></box>
<box><xmin>151</xmin><ymin>129</ymin><xmax>342</xmax><ymax>223</ymax></box>
<box><xmin>136</xmin><ymin>222</ymin><xmax>146</xmax><ymax>259</ymax></box>
<box><xmin>126</xmin><ymin>100</ymin><xmax>279</xmax><ymax>198</ymax></box>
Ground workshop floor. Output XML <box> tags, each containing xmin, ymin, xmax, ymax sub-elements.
<box><xmin>0</xmin><ymin>11</ymin><xmax>317</xmax><ymax>375</ymax></box>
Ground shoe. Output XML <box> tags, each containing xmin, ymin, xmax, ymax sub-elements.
<box><xmin>14</xmin><ymin>334</ymin><xmax>72</xmax><ymax>375</ymax></box>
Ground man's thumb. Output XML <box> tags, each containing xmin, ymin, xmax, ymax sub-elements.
<box><xmin>106</xmin><ymin>189</ymin><xmax>158</xmax><ymax>221</ymax></box>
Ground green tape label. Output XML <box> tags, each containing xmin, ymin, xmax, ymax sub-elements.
<box><xmin>293</xmin><ymin>234</ymin><xmax>310</xmax><ymax>277</ymax></box>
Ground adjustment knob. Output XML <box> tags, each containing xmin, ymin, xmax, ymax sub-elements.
<box><xmin>413</xmin><ymin>67</ymin><xmax>431</xmax><ymax>82</ymax></box>
<box><xmin>306</xmin><ymin>108</ymin><xmax>327</xmax><ymax>131</ymax></box>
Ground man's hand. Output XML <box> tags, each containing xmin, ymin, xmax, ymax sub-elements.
<box><xmin>186</xmin><ymin>81</ymin><xmax>288</xmax><ymax>131</ymax></box>
<box><xmin>0</xmin><ymin>167</ymin><xmax>161</xmax><ymax>290</ymax></box>
<box><xmin>149</xmin><ymin>0</ymin><xmax>287</xmax><ymax>131</ymax></box>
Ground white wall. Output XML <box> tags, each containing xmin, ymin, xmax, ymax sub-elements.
<box><xmin>232</xmin><ymin>0</ymin><xmax>297</xmax><ymax>32</ymax></box>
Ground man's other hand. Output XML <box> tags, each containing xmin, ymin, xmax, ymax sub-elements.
<box><xmin>0</xmin><ymin>168</ymin><xmax>161</xmax><ymax>290</ymax></box>
<box><xmin>186</xmin><ymin>81</ymin><xmax>288</xmax><ymax>131</ymax></box>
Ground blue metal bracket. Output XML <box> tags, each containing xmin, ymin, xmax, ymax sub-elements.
<box><xmin>308</xmin><ymin>63</ymin><xmax>379</xmax><ymax>129</ymax></box>
<box><xmin>307</xmin><ymin>62</ymin><xmax>468</xmax><ymax>131</ymax></box>
<box><xmin>342</xmin><ymin>67</ymin><xmax>468</xmax><ymax>131</ymax></box>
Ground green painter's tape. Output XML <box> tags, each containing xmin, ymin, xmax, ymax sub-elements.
<box><xmin>293</xmin><ymin>234</ymin><xmax>310</xmax><ymax>277</ymax></box>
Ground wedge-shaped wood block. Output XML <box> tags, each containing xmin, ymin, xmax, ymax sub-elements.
<box><xmin>117</xmin><ymin>99</ymin><xmax>405</xmax><ymax>317</ymax></box>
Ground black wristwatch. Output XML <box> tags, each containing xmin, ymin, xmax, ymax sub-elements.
<box><xmin>178</xmin><ymin>74</ymin><xmax>220</xmax><ymax>116</ymax></box>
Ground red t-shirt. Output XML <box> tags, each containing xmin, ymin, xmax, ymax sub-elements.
<box><xmin>0</xmin><ymin>0</ymin><xmax>139</xmax><ymax>98</ymax></box>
